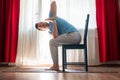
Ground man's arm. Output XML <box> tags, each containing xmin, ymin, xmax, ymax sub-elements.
<box><xmin>46</xmin><ymin>1</ymin><xmax>58</xmax><ymax>38</ymax></box>
<box><xmin>52</xmin><ymin>20</ymin><xmax>58</xmax><ymax>38</ymax></box>
<box><xmin>45</xmin><ymin>1</ymin><xmax>57</xmax><ymax>21</ymax></box>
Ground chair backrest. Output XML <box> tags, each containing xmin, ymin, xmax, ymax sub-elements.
<box><xmin>83</xmin><ymin>14</ymin><xmax>90</xmax><ymax>45</ymax></box>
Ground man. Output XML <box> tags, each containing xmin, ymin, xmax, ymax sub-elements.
<box><xmin>35</xmin><ymin>1</ymin><xmax>81</xmax><ymax>71</ymax></box>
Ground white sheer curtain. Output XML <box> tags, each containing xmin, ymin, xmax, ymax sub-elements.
<box><xmin>16</xmin><ymin>0</ymin><xmax>52</xmax><ymax>66</ymax></box>
<box><xmin>56</xmin><ymin>0</ymin><xmax>96</xmax><ymax>29</ymax></box>
<box><xmin>16</xmin><ymin>0</ymin><xmax>100</xmax><ymax>66</ymax></box>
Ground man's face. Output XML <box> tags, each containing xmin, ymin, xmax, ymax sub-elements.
<box><xmin>37</xmin><ymin>22</ymin><xmax>48</xmax><ymax>31</ymax></box>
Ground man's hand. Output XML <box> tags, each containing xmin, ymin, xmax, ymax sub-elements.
<box><xmin>45</xmin><ymin>17</ymin><xmax>56</xmax><ymax>22</ymax></box>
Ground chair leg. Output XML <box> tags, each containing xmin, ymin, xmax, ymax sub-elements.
<box><xmin>62</xmin><ymin>47</ymin><xmax>66</xmax><ymax>71</ymax></box>
<box><xmin>64</xmin><ymin>49</ymin><xmax>67</xmax><ymax>69</ymax></box>
<box><xmin>84</xmin><ymin>48</ymin><xmax>88</xmax><ymax>71</ymax></box>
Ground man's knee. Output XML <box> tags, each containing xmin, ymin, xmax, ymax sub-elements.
<box><xmin>49</xmin><ymin>39</ymin><xmax>57</xmax><ymax>46</ymax></box>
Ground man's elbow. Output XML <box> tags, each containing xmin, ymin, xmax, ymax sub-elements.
<box><xmin>52</xmin><ymin>34</ymin><xmax>58</xmax><ymax>38</ymax></box>
<box><xmin>53</xmin><ymin>35</ymin><xmax>58</xmax><ymax>38</ymax></box>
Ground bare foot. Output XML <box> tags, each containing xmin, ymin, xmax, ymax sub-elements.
<box><xmin>46</xmin><ymin>65</ymin><xmax>59</xmax><ymax>71</ymax></box>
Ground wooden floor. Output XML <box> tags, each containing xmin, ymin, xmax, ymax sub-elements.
<box><xmin>0</xmin><ymin>65</ymin><xmax>120</xmax><ymax>80</ymax></box>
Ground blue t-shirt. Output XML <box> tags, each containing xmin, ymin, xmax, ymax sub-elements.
<box><xmin>49</xmin><ymin>12</ymin><xmax>78</xmax><ymax>36</ymax></box>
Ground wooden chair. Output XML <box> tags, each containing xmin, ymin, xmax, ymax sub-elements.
<box><xmin>62</xmin><ymin>14</ymin><xmax>90</xmax><ymax>72</ymax></box>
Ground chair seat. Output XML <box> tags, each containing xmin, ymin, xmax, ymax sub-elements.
<box><xmin>62</xmin><ymin>44</ymin><xmax>86</xmax><ymax>49</ymax></box>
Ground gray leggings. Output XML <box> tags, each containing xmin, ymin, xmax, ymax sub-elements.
<box><xmin>49</xmin><ymin>32</ymin><xmax>82</xmax><ymax>65</ymax></box>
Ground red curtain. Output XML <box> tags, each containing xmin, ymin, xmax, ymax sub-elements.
<box><xmin>0</xmin><ymin>0</ymin><xmax>20</xmax><ymax>62</ymax></box>
<box><xmin>96</xmin><ymin>0</ymin><xmax>120</xmax><ymax>62</ymax></box>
